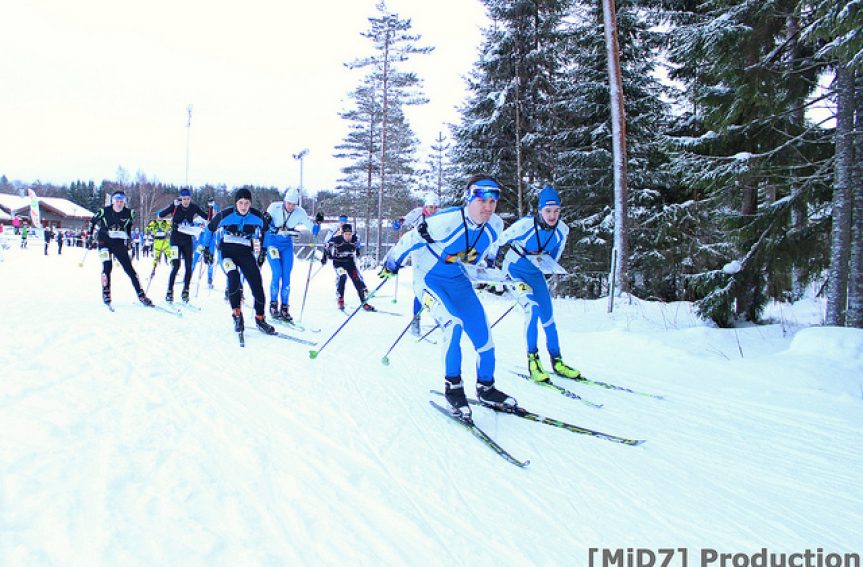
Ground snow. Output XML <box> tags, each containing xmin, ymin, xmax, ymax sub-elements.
<box><xmin>1</xmin><ymin>242</ymin><xmax>862</xmax><ymax>565</ymax></box>
<box><xmin>38</xmin><ymin>197</ymin><xmax>95</xmax><ymax>219</ymax></box>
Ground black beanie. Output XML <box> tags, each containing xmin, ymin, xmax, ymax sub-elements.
<box><xmin>234</xmin><ymin>188</ymin><xmax>252</xmax><ymax>203</ymax></box>
<box><xmin>342</xmin><ymin>223</ymin><xmax>353</xmax><ymax>232</ymax></box>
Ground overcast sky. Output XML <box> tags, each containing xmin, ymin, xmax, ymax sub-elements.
<box><xmin>0</xmin><ymin>0</ymin><xmax>488</xmax><ymax>195</ymax></box>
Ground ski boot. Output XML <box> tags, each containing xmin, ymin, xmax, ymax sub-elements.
<box><xmin>181</xmin><ymin>287</ymin><xmax>190</xmax><ymax>303</ymax></box>
<box><xmin>232</xmin><ymin>308</ymin><xmax>244</xmax><ymax>332</ymax></box>
<box><xmin>255</xmin><ymin>315</ymin><xmax>277</xmax><ymax>335</ymax></box>
<box><xmin>269</xmin><ymin>301</ymin><xmax>279</xmax><ymax>318</ymax></box>
<box><xmin>337</xmin><ymin>296</ymin><xmax>345</xmax><ymax>311</ymax></box>
<box><xmin>102</xmin><ymin>286</ymin><xmax>111</xmax><ymax>305</ymax></box>
<box><xmin>166</xmin><ymin>289</ymin><xmax>174</xmax><ymax>303</ymax></box>
<box><xmin>207</xmin><ymin>279</ymin><xmax>214</xmax><ymax>290</ymax></box>
<box><xmin>551</xmin><ymin>356</ymin><xmax>581</xmax><ymax>379</ymax></box>
<box><xmin>138</xmin><ymin>291</ymin><xmax>153</xmax><ymax>307</ymax></box>
<box><xmin>280</xmin><ymin>305</ymin><xmax>293</xmax><ymax>323</ymax></box>
<box><xmin>527</xmin><ymin>352</ymin><xmax>550</xmax><ymax>383</ymax></box>
<box><xmin>444</xmin><ymin>376</ymin><xmax>471</xmax><ymax>420</ymax></box>
<box><xmin>362</xmin><ymin>302</ymin><xmax>377</xmax><ymax>312</ymax></box>
<box><xmin>476</xmin><ymin>381</ymin><xmax>517</xmax><ymax>410</ymax></box>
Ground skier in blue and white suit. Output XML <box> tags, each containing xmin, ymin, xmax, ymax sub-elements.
<box><xmin>487</xmin><ymin>185</ymin><xmax>581</xmax><ymax>383</ymax></box>
<box><xmin>380</xmin><ymin>175</ymin><xmax>517</xmax><ymax>419</ymax></box>
<box><xmin>263</xmin><ymin>188</ymin><xmax>315</xmax><ymax>322</ymax></box>
<box><xmin>197</xmin><ymin>187</ymin><xmax>276</xmax><ymax>335</ymax></box>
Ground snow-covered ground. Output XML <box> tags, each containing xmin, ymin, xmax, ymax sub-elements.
<box><xmin>1</xmin><ymin>235</ymin><xmax>861</xmax><ymax>566</ymax></box>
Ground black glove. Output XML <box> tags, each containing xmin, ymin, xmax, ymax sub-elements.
<box><xmin>256</xmin><ymin>249</ymin><xmax>266</xmax><ymax>267</ymax></box>
<box><xmin>321</xmin><ymin>253</ymin><xmax>328</xmax><ymax>265</ymax></box>
<box><xmin>202</xmin><ymin>247</ymin><xmax>213</xmax><ymax>265</ymax></box>
<box><xmin>315</xmin><ymin>212</ymin><xmax>324</xmax><ymax>224</ymax></box>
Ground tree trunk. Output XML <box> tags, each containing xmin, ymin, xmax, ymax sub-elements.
<box><xmin>826</xmin><ymin>65</ymin><xmax>855</xmax><ymax>326</ymax></box>
<box><xmin>376</xmin><ymin>28</ymin><xmax>391</xmax><ymax>263</ymax></box>
<box><xmin>735</xmin><ymin>177</ymin><xmax>759</xmax><ymax>320</ymax></box>
<box><xmin>602</xmin><ymin>0</ymin><xmax>629</xmax><ymax>296</ymax></box>
<box><xmin>847</xmin><ymin>71</ymin><xmax>863</xmax><ymax>328</ymax></box>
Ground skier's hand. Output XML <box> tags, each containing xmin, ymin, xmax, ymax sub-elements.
<box><xmin>378</xmin><ymin>261</ymin><xmax>398</xmax><ymax>279</ymax></box>
<box><xmin>314</xmin><ymin>212</ymin><xmax>324</xmax><ymax>224</ymax></box>
<box><xmin>202</xmin><ymin>248</ymin><xmax>213</xmax><ymax>265</ymax></box>
<box><xmin>320</xmin><ymin>254</ymin><xmax>327</xmax><ymax>265</ymax></box>
<box><xmin>256</xmin><ymin>249</ymin><xmax>266</xmax><ymax>267</ymax></box>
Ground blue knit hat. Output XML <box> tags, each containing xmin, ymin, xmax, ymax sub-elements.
<box><xmin>538</xmin><ymin>185</ymin><xmax>561</xmax><ymax>208</ymax></box>
<box><xmin>179</xmin><ymin>188</ymin><xmax>192</xmax><ymax>197</ymax></box>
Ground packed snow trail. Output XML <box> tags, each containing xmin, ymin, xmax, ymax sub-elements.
<box><xmin>1</xmin><ymin>240</ymin><xmax>861</xmax><ymax>565</ymax></box>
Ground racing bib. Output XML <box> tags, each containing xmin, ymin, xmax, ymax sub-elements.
<box><xmin>221</xmin><ymin>258</ymin><xmax>237</xmax><ymax>272</ymax></box>
<box><xmin>268</xmin><ymin>247</ymin><xmax>280</xmax><ymax>260</ymax></box>
<box><xmin>108</xmin><ymin>230</ymin><xmax>129</xmax><ymax>240</ymax></box>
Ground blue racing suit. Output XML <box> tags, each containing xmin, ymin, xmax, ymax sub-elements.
<box><xmin>263</xmin><ymin>202</ymin><xmax>314</xmax><ymax>308</ymax></box>
<box><xmin>487</xmin><ymin>215</ymin><xmax>569</xmax><ymax>356</ymax></box>
<box><xmin>385</xmin><ymin>206</ymin><xmax>503</xmax><ymax>383</ymax></box>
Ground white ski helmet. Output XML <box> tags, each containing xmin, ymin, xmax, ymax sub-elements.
<box><xmin>423</xmin><ymin>192</ymin><xmax>440</xmax><ymax>207</ymax></box>
<box><xmin>283</xmin><ymin>188</ymin><xmax>300</xmax><ymax>204</ymax></box>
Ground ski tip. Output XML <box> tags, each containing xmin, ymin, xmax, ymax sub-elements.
<box><xmin>308</xmin><ymin>350</ymin><xmax>318</xmax><ymax>359</ymax></box>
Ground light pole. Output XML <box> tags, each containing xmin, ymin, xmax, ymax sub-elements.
<box><xmin>292</xmin><ymin>148</ymin><xmax>309</xmax><ymax>207</ymax></box>
<box><xmin>185</xmin><ymin>104</ymin><xmax>193</xmax><ymax>188</ymax></box>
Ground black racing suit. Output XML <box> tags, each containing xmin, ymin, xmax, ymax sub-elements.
<box><xmin>90</xmin><ymin>206</ymin><xmax>144</xmax><ymax>299</ymax></box>
<box><xmin>204</xmin><ymin>207</ymin><xmax>270</xmax><ymax>316</ymax></box>
<box><xmin>326</xmin><ymin>234</ymin><xmax>367</xmax><ymax>301</ymax></box>
<box><xmin>158</xmin><ymin>202</ymin><xmax>208</xmax><ymax>295</ymax></box>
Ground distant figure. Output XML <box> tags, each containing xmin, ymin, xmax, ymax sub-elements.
<box><xmin>57</xmin><ymin>229</ymin><xmax>65</xmax><ymax>255</ymax></box>
<box><xmin>12</xmin><ymin>216</ymin><xmax>20</xmax><ymax>235</ymax></box>
<box><xmin>43</xmin><ymin>227</ymin><xmax>55</xmax><ymax>255</ymax></box>
<box><xmin>20</xmin><ymin>225</ymin><xmax>28</xmax><ymax>248</ymax></box>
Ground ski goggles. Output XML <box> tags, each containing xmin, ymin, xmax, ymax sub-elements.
<box><xmin>465</xmin><ymin>183</ymin><xmax>501</xmax><ymax>202</ymax></box>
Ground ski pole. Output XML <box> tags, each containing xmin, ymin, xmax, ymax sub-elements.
<box><xmin>144</xmin><ymin>261</ymin><xmax>159</xmax><ymax>294</ymax></box>
<box><xmin>490</xmin><ymin>302</ymin><xmax>517</xmax><ymax>329</ymax></box>
<box><xmin>299</xmin><ymin>244</ymin><xmax>318</xmax><ymax>322</ymax></box>
<box><xmin>309</xmin><ymin>278</ymin><xmax>390</xmax><ymax>359</ymax></box>
<box><xmin>380</xmin><ymin>313</ymin><xmax>420</xmax><ymax>365</ymax></box>
<box><xmin>77</xmin><ymin>245</ymin><xmax>91</xmax><ymax>268</ymax></box>
<box><xmin>193</xmin><ymin>257</ymin><xmax>205</xmax><ymax>298</ymax></box>
<box><xmin>391</xmin><ymin>272</ymin><xmax>399</xmax><ymax>304</ymax></box>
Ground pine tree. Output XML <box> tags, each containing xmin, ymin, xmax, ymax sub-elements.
<box><xmin>343</xmin><ymin>1</ymin><xmax>432</xmax><ymax>260</ymax></box>
<box><xmin>451</xmin><ymin>0</ymin><xmax>569</xmax><ymax>219</ymax></box>
<box><xmin>660</xmin><ymin>0</ymin><xmax>835</xmax><ymax>325</ymax></box>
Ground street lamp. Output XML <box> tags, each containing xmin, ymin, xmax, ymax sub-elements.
<box><xmin>292</xmin><ymin>148</ymin><xmax>309</xmax><ymax>207</ymax></box>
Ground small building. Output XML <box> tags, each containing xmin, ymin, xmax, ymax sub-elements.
<box><xmin>0</xmin><ymin>194</ymin><xmax>95</xmax><ymax>230</ymax></box>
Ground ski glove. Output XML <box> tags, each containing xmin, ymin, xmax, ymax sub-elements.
<box><xmin>378</xmin><ymin>261</ymin><xmax>399</xmax><ymax>279</ymax></box>
<box><xmin>256</xmin><ymin>249</ymin><xmax>266</xmax><ymax>267</ymax></box>
<box><xmin>201</xmin><ymin>247</ymin><xmax>213</xmax><ymax>265</ymax></box>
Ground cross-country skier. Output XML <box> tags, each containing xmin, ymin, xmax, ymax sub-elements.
<box><xmin>401</xmin><ymin>191</ymin><xmax>440</xmax><ymax>335</ymax></box>
<box><xmin>145</xmin><ymin>218</ymin><xmax>172</xmax><ymax>267</ymax></box>
<box><xmin>263</xmin><ymin>188</ymin><xmax>315</xmax><ymax>322</ymax></box>
<box><xmin>379</xmin><ymin>175</ymin><xmax>516</xmax><ymax>418</ymax></box>
<box><xmin>190</xmin><ymin>199</ymin><xmax>219</xmax><ymax>289</ymax></box>
<box><xmin>324</xmin><ymin>223</ymin><xmax>375</xmax><ymax>311</ymax></box>
<box><xmin>197</xmin><ymin>187</ymin><xmax>276</xmax><ymax>335</ymax></box>
<box><xmin>158</xmin><ymin>188</ymin><xmax>209</xmax><ymax>303</ymax></box>
<box><xmin>487</xmin><ymin>185</ymin><xmax>581</xmax><ymax>382</ymax></box>
<box><xmin>89</xmin><ymin>190</ymin><xmax>153</xmax><ymax>307</ymax></box>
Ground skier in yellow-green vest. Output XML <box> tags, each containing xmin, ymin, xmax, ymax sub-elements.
<box><xmin>145</xmin><ymin>219</ymin><xmax>172</xmax><ymax>267</ymax></box>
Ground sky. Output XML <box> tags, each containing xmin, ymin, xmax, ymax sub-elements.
<box><xmin>0</xmin><ymin>0</ymin><xmax>489</xmax><ymax>194</ymax></box>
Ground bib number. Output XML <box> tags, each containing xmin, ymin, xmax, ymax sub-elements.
<box><xmin>99</xmin><ymin>248</ymin><xmax>110</xmax><ymax>262</ymax></box>
<box><xmin>268</xmin><ymin>247</ymin><xmax>280</xmax><ymax>260</ymax></box>
<box><xmin>221</xmin><ymin>258</ymin><xmax>237</xmax><ymax>272</ymax></box>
